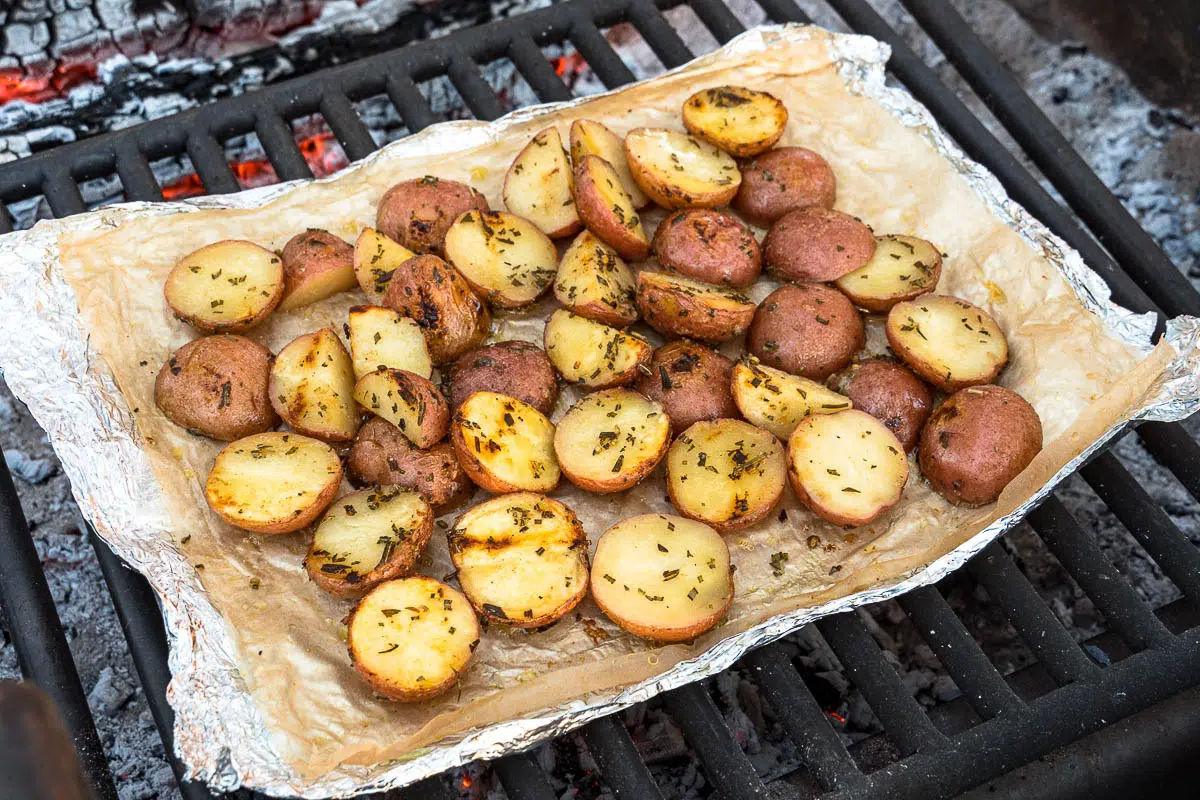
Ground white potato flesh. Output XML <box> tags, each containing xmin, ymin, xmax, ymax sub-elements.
<box><xmin>625</xmin><ymin>128</ymin><xmax>741</xmax><ymax>209</ymax></box>
<box><xmin>352</xmin><ymin>369</ymin><xmax>446</xmax><ymax>449</ymax></box>
<box><xmin>449</xmin><ymin>493</ymin><xmax>588</xmax><ymax>626</ymax></box>
<box><xmin>553</xmin><ymin>230</ymin><xmax>638</xmax><ymax>325</ymax></box>
<box><xmin>164</xmin><ymin>240</ymin><xmax>284</xmax><ymax>332</ymax></box>
<box><xmin>639</xmin><ymin>271</ymin><xmax>753</xmax><ymax>313</ymax></box>
<box><xmin>835</xmin><ymin>235</ymin><xmax>941</xmax><ymax>310</ymax></box>
<box><xmin>591</xmin><ymin>514</ymin><xmax>732</xmax><ymax>642</ymax></box>
<box><xmin>554</xmin><ymin>389</ymin><xmax>669</xmax><ymax>492</ymax></box>
<box><xmin>570</xmin><ymin>119</ymin><xmax>650</xmax><ymax>208</ymax></box>
<box><xmin>346</xmin><ymin>305</ymin><xmax>432</xmax><ymax>380</ymax></box>
<box><xmin>454</xmin><ymin>392</ymin><xmax>560</xmax><ymax>492</ymax></box>
<box><xmin>348</xmin><ymin>577</ymin><xmax>479</xmax><ymax>701</ymax></box>
<box><xmin>667</xmin><ymin>419</ymin><xmax>787</xmax><ymax>532</ymax></box>
<box><xmin>886</xmin><ymin>295</ymin><xmax>1008</xmax><ymax>389</ymax></box>
<box><xmin>543</xmin><ymin>308</ymin><xmax>652</xmax><ymax>388</ymax></box>
<box><xmin>205</xmin><ymin>432</ymin><xmax>342</xmax><ymax>534</ymax></box>
<box><xmin>787</xmin><ymin>409</ymin><xmax>908</xmax><ymax>527</ymax></box>
<box><xmin>503</xmin><ymin>127</ymin><xmax>581</xmax><ymax>238</ymax></box>
<box><xmin>731</xmin><ymin>359</ymin><xmax>852</xmax><ymax>440</ymax></box>
<box><xmin>443</xmin><ymin>210</ymin><xmax>559</xmax><ymax>308</ymax></box>
<box><xmin>354</xmin><ymin>227</ymin><xmax>416</xmax><ymax>302</ymax></box>
<box><xmin>575</xmin><ymin>154</ymin><xmax>650</xmax><ymax>260</ymax></box>
<box><xmin>270</xmin><ymin>328</ymin><xmax>361</xmax><ymax>441</ymax></box>
<box><xmin>305</xmin><ymin>487</ymin><xmax>433</xmax><ymax>590</ymax></box>
<box><xmin>682</xmin><ymin>86</ymin><xmax>788</xmax><ymax>157</ymax></box>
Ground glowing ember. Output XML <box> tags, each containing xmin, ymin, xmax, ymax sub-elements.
<box><xmin>161</xmin><ymin>132</ymin><xmax>348</xmax><ymax>200</ymax></box>
<box><xmin>0</xmin><ymin>64</ymin><xmax>97</xmax><ymax>104</ymax></box>
<box><xmin>460</xmin><ymin>774</ymin><xmax>472</xmax><ymax>788</ymax></box>
<box><xmin>552</xmin><ymin>52</ymin><xmax>587</xmax><ymax>78</ymax></box>
<box><xmin>827</xmin><ymin>710</ymin><xmax>846</xmax><ymax>725</ymax></box>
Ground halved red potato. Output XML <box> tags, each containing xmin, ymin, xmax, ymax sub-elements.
<box><xmin>554</xmin><ymin>388</ymin><xmax>670</xmax><ymax>493</ymax></box>
<box><xmin>731</xmin><ymin>358</ymin><xmax>851</xmax><ymax>440</ymax></box>
<box><xmin>573</xmin><ymin>154</ymin><xmax>651</xmax><ymax>261</ymax></box>
<box><xmin>569</xmin><ymin>119</ymin><xmax>651</xmax><ymax>208</ymax></box>
<box><xmin>652</xmin><ymin>208</ymin><xmax>761</xmax><ymax>288</ymax></box>
<box><xmin>590</xmin><ymin>514</ymin><xmax>733</xmax><ymax>642</ymax></box>
<box><xmin>449</xmin><ymin>492</ymin><xmax>588</xmax><ymax>627</ymax></box>
<box><xmin>633</xmin><ymin>340</ymin><xmax>739</xmax><ymax>434</ymax></box>
<box><xmin>835</xmin><ymin>235</ymin><xmax>943</xmax><ymax>312</ymax></box>
<box><xmin>763</xmin><ymin>207</ymin><xmax>877</xmax><ymax>283</ymax></box>
<box><xmin>353</xmin><ymin>227</ymin><xmax>416</xmax><ymax>303</ymax></box>
<box><xmin>733</xmin><ymin>147</ymin><xmax>838</xmax><ymax>228</ymax></box>
<box><xmin>277</xmin><ymin>229</ymin><xmax>356</xmax><ymax>312</ymax></box>
<box><xmin>443</xmin><ymin>210</ymin><xmax>559</xmax><ymax>308</ymax></box>
<box><xmin>624</xmin><ymin>128</ymin><xmax>741</xmax><ymax>209</ymax></box>
<box><xmin>503</xmin><ymin>126</ymin><xmax>581</xmax><ymax>239</ymax></box>
<box><xmin>347</xmin><ymin>577</ymin><xmax>479</xmax><ymax>701</ymax></box>
<box><xmin>269</xmin><ymin>328</ymin><xmax>360</xmax><ymax>442</ymax></box>
<box><xmin>345</xmin><ymin>305</ymin><xmax>432</xmax><ymax>380</ymax></box>
<box><xmin>352</xmin><ymin>369</ymin><xmax>449</xmax><ymax>449</ymax></box>
<box><xmin>164</xmin><ymin>240</ymin><xmax>284</xmax><ymax>332</ymax></box>
<box><xmin>376</xmin><ymin>176</ymin><xmax>490</xmax><ymax>256</ymax></box>
<box><xmin>543</xmin><ymin>308</ymin><xmax>653</xmax><ymax>389</ymax></box>
<box><xmin>681</xmin><ymin>86</ymin><xmax>788</xmax><ymax>157</ymax></box>
<box><xmin>205</xmin><ymin>432</ymin><xmax>342</xmax><ymax>534</ymax></box>
<box><xmin>553</xmin><ymin>229</ymin><xmax>638</xmax><ymax>326</ymax></box>
<box><xmin>786</xmin><ymin>409</ymin><xmax>909</xmax><ymax>527</ymax></box>
<box><xmin>382</xmin><ymin>254</ymin><xmax>491</xmax><ymax>364</ymax></box>
<box><xmin>636</xmin><ymin>271</ymin><xmax>755</xmax><ymax>343</ymax></box>
<box><xmin>885</xmin><ymin>295</ymin><xmax>1009</xmax><ymax>392</ymax></box>
<box><xmin>451</xmin><ymin>391</ymin><xmax>560</xmax><ymax>494</ymax></box>
<box><xmin>346</xmin><ymin>417</ymin><xmax>474</xmax><ymax>512</ymax></box>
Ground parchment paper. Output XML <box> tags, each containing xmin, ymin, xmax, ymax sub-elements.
<box><xmin>1</xmin><ymin>24</ymin><xmax>1198</xmax><ymax>798</ymax></box>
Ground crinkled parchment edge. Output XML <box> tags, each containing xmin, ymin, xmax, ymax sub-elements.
<box><xmin>0</xmin><ymin>24</ymin><xmax>1198</xmax><ymax>798</ymax></box>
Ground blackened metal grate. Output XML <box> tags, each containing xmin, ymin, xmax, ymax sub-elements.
<box><xmin>1</xmin><ymin>1</ymin><xmax>1198</xmax><ymax>798</ymax></box>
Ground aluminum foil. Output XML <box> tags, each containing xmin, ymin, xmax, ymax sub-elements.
<box><xmin>0</xmin><ymin>24</ymin><xmax>1198</xmax><ymax>798</ymax></box>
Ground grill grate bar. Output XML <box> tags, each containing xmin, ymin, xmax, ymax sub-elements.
<box><xmin>1029</xmin><ymin>497</ymin><xmax>1175</xmax><ymax>651</ymax></box>
<box><xmin>663</xmin><ymin>681</ymin><xmax>770</xmax><ymax>799</ymax></box>
<box><xmin>628</xmin><ymin>0</ymin><xmax>696</xmax><ymax>68</ymax></box>
<box><xmin>186</xmin><ymin>134</ymin><xmax>241</xmax><ymax>195</ymax></box>
<box><xmin>1136</xmin><ymin>421</ymin><xmax>1200</xmax><ymax>505</ymax></box>
<box><xmin>115</xmin><ymin>139</ymin><xmax>164</xmax><ymax>202</ymax></box>
<box><xmin>385</xmin><ymin>74</ymin><xmax>443</xmax><ymax>134</ymax></box>
<box><xmin>742</xmin><ymin>643</ymin><xmax>865</xmax><ymax>792</ymax></box>
<box><xmin>448</xmin><ymin>57</ymin><xmax>509</xmax><ymax>121</ymax></box>
<box><xmin>493</xmin><ymin>753</ymin><xmax>558</xmax><ymax>800</ymax></box>
<box><xmin>255</xmin><ymin>113</ymin><xmax>315</xmax><ymax>183</ymax></box>
<box><xmin>1081</xmin><ymin>453</ymin><xmax>1200</xmax><ymax>607</ymax></box>
<box><xmin>567</xmin><ymin>21</ymin><xmax>638</xmax><ymax>88</ymax></box>
<box><xmin>508</xmin><ymin>35</ymin><xmax>576</xmax><ymax>103</ymax></box>
<box><xmin>41</xmin><ymin>166</ymin><xmax>87</xmax><ymax>217</ymax></box>
<box><xmin>319</xmin><ymin>91</ymin><xmax>380</xmax><ymax>163</ymax></box>
<box><xmin>817</xmin><ymin>613</ymin><xmax>945</xmax><ymax>755</ymax></box>
<box><xmin>898</xmin><ymin>586</ymin><xmax>1024</xmax><ymax>719</ymax></box>
<box><xmin>398</xmin><ymin>776</ymin><xmax>454</xmax><ymax>800</ymax></box>
<box><xmin>580</xmin><ymin>715</ymin><xmax>667</xmax><ymax>800</ymax></box>
<box><xmin>689</xmin><ymin>0</ymin><xmax>749</xmax><ymax>42</ymax></box>
<box><xmin>754</xmin><ymin>0</ymin><xmax>811</xmax><ymax>23</ymax></box>
<box><xmin>898</xmin><ymin>0</ymin><xmax>1200</xmax><ymax>319</ymax></box>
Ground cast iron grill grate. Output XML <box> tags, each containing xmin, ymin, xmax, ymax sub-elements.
<box><xmin>0</xmin><ymin>1</ymin><xmax>1198</xmax><ymax>798</ymax></box>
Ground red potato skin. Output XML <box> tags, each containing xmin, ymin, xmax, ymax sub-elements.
<box><xmin>748</xmin><ymin>284</ymin><xmax>864</xmax><ymax>381</ymax></box>
<box><xmin>829</xmin><ymin>359</ymin><xmax>932</xmax><ymax>452</ymax></box>
<box><xmin>279</xmin><ymin>230</ymin><xmax>353</xmax><ymax>297</ymax></box>
<box><xmin>634</xmin><ymin>340</ymin><xmax>739</xmax><ymax>433</ymax></box>
<box><xmin>444</xmin><ymin>341</ymin><xmax>559</xmax><ymax>415</ymax></box>
<box><xmin>154</xmin><ymin>335</ymin><xmax>279</xmax><ymax>441</ymax></box>
<box><xmin>573</xmin><ymin>155</ymin><xmax>651</xmax><ymax>261</ymax></box>
<box><xmin>733</xmin><ymin>147</ymin><xmax>837</xmax><ymax>228</ymax></box>
<box><xmin>763</xmin><ymin>207</ymin><xmax>877</xmax><ymax>283</ymax></box>
<box><xmin>346</xmin><ymin>417</ymin><xmax>474</xmax><ymax>512</ymax></box>
<box><xmin>376</xmin><ymin>177</ymin><xmax>490</xmax><ymax>256</ymax></box>
<box><xmin>381</xmin><ymin>254</ymin><xmax>491</xmax><ymax>364</ymax></box>
<box><xmin>652</xmin><ymin>209</ymin><xmax>761</xmax><ymax>288</ymax></box>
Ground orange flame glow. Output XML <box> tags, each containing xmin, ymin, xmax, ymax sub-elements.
<box><xmin>161</xmin><ymin>132</ymin><xmax>348</xmax><ymax>200</ymax></box>
<box><xmin>552</xmin><ymin>52</ymin><xmax>587</xmax><ymax>78</ymax></box>
<box><xmin>0</xmin><ymin>63</ymin><xmax>97</xmax><ymax>104</ymax></box>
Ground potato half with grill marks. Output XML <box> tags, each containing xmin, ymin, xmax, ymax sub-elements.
<box><xmin>451</xmin><ymin>391</ymin><xmax>560</xmax><ymax>494</ymax></box>
<box><xmin>164</xmin><ymin>240</ymin><xmax>283</xmax><ymax>332</ymax></box>
<box><xmin>731</xmin><ymin>358</ymin><xmax>851</xmax><ymax>440</ymax></box>
<box><xmin>681</xmin><ymin>86</ymin><xmax>788</xmax><ymax>157</ymax></box>
<box><xmin>886</xmin><ymin>295</ymin><xmax>1008</xmax><ymax>392</ymax></box>
<box><xmin>347</xmin><ymin>577</ymin><xmax>479</xmax><ymax>701</ymax></box>
<box><xmin>205</xmin><ymin>432</ymin><xmax>342</xmax><ymax>534</ymax></box>
<box><xmin>569</xmin><ymin>119</ymin><xmax>650</xmax><ymax>209</ymax></box>
<box><xmin>345</xmin><ymin>305</ymin><xmax>432</xmax><ymax>381</ymax></box>
<box><xmin>573</xmin><ymin>154</ymin><xmax>651</xmax><ymax>261</ymax></box>
<box><xmin>443</xmin><ymin>210</ymin><xmax>559</xmax><ymax>308</ymax></box>
<box><xmin>666</xmin><ymin>419</ymin><xmax>787</xmax><ymax>533</ymax></box>
<box><xmin>624</xmin><ymin>128</ymin><xmax>741</xmax><ymax>209</ymax></box>
<box><xmin>553</xmin><ymin>230</ymin><xmax>638</xmax><ymax>327</ymax></box>
<box><xmin>543</xmin><ymin>308</ymin><xmax>653</xmax><ymax>389</ymax></box>
<box><xmin>352</xmin><ymin>368</ymin><xmax>449</xmax><ymax>449</ymax></box>
<box><xmin>554</xmin><ymin>389</ymin><xmax>670</xmax><ymax>493</ymax></box>
<box><xmin>269</xmin><ymin>327</ymin><xmax>360</xmax><ymax>442</ymax></box>
<box><xmin>305</xmin><ymin>486</ymin><xmax>434</xmax><ymax>598</ymax></box>
<box><xmin>449</xmin><ymin>493</ymin><xmax>588</xmax><ymax>627</ymax></box>
<box><xmin>636</xmin><ymin>271</ymin><xmax>755</xmax><ymax>343</ymax></box>
<box><xmin>503</xmin><ymin>126</ymin><xmax>582</xmax><ymax>239</ymax></box>
<box><xmin>590</xmin><ymin>514</ymin><xmax>732</xmax><ymax>642</ymax></box>
<box><xmin>835</xmin><ymin>235</ymin><xmax>942</xmax><ymax>312</ymax></box>
<box><xmin>353</xmin><ymin>227</ymin><xmax>415</xmax><ymax>303</ymax></box>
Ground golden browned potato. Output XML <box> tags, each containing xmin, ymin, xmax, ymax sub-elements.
<box><xmin>681</xmin><ymin>86</ymin><xmax>788</xmax><ymax>157</ymax></box>
<box><xmin>666</xmin><ymin>419</ymin><xmax>787</xmax><ymax>533</ymax></box>
<box><xmin>164</xmin><ymin>240</ymin><xmax>284</xmax><ymax>332</ymax></box>
<box><xmin>347</xmin><ymin>577</ymin><xmax>479</xmax><ymax>701</ymax></box>
<box><xmin>634</xmin><ymin>340</ymin><xmax>739</xmax><ymax>434</ymax></box>
<box><xmin>829</xmin><ymin>359</ymin><xmax>931</xmax><ymax>452</ymax></box>
<box><xmin>154</xmin><ymin>335</ymin><xmax>279</xmax><ymax>441</ymax></box>
<box><xmin>445</xmin><ymin>341</ymin><xmax>559</xmax><ymax>415</ymax></box>
<box><xmin>731</xmin><ymin>358</ymin><xmax>851</xmax><ymax>440</ymax></box>
<box><xmin>919</xmin><ymin>385</ymin><xmax>1042</xmax><ymax>505</ymax></box>
<box><xmin>590</xmin><ymin>514</ymin><xmax>733</xmax><ymax>642</ymax></box>
<box><xmin>624</xmin><ymin>128</ymin><xmax>741</xmax><ymax>209</ymax></box>
<box><xmin>376</xmin><ymin>176</ymin><xmax>489</xmax><ymax>256</ymax></box>
<box><xmin>353</xmin><ymin>227</ymin><xmax>416</xmax><ymax>303</ymax></box>
<box><xmin>764</xmin><ymin>207</ymin><xmax>876</xmax><ymax>283</ymax></box>
<box><xmin>269</xmin><ymin>328</ymin><xmax>360</xmax><ymax>442</ymax></box>
<box><xmin>835</xmin><ymin>235</ymin><xmax>943</xmax><ymax>312</ymax></box>
<box><xmin>554</xmin><ymin>230</ymin><xmax>638</xmax><ymax>326</ymax></box>
<box><xmin>554</xmin><ymin>388</ymin><xmax>670</xmax><ymax>493</ymax></box>
<box><xmin>573</xmin><ymin>154</ymin><xmax>652</xmax><ymax>261</ymax></box>
<box><xmin>304</xmin><ymin>486</ymin><xmax>434</xmax><ymax>598</ymax></box>
<box><xmin>748</xmin><ymin>284</ymin><xmax>863</xmax><ymax>381</ymax></box>
<box><xmin>449</xmin><ymin>493</ymin><xmax>588</xmax><ymax>627</ymax></box>
<box><xmin>205</xmin><ymin>432</ymin><xmax>342</xmax><ymax>534</ymax></box>
<box><xmin>443</xmin><ymin>210</ymin><xmax>559</xmax><ymax>308</ymax></box>
<box><xmin>503</xmin><ymin>126</ymin><xmax>581</xmax><ymax>239</ymax></box>
<box><xmin>382</xmin><ymin>254</ymin><xmax>491</xmax><ymax>364</ymax></box>
<box><xmin>786</xmin><ymin>410</ymin><xmax>908</xmax><ymax>527</ymax></box>
<box><xmin>353</xmin><ymin>369</ymin><xmax>449</xmax><ymax>449</ymax></box>
<box><xmin>733</xmin><ymin>147</ymin><xmax>837</xmax><ymax>228</ymax></box>
<box><xmin>886</xmin><ymin>295</ymin><xmax>1009</xmax><ymax>392</ymax></box>
<box><xmin>451</xmin><ymin>391</ymin><xmax>559</xmax><ymax>494</ymax></box>
<box><xmin>277</xmin><ymin>229</ymin><xmax>356</xmax><ymax>312</ymax></box>
<box><xmin>346</xmin><ymin>417</ymin><xmax>473</xmax><ymax>512</ymax></box>
<box><xmin>569</xmin><ymin>118</ymin><xmax>651</xmax><ymax>209</ymax></box>
<box><xmin>652</xmin><ymin>209</ymin><xmax>761</xmax><ymax>288</ymax></box>
<box><xmin>543</xmin><ymin>309</ymin><xmax>653</xmax><ymax>389</ymax></box>
<box><xmin>636</xmin><ymin>271</ymin><xmax>755</xmax><ymax>343</ymax></box>
<box><xmin>345</xmin><ymin>305</ymin><xmax>432</xmax><ymax>381</ymax></box>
